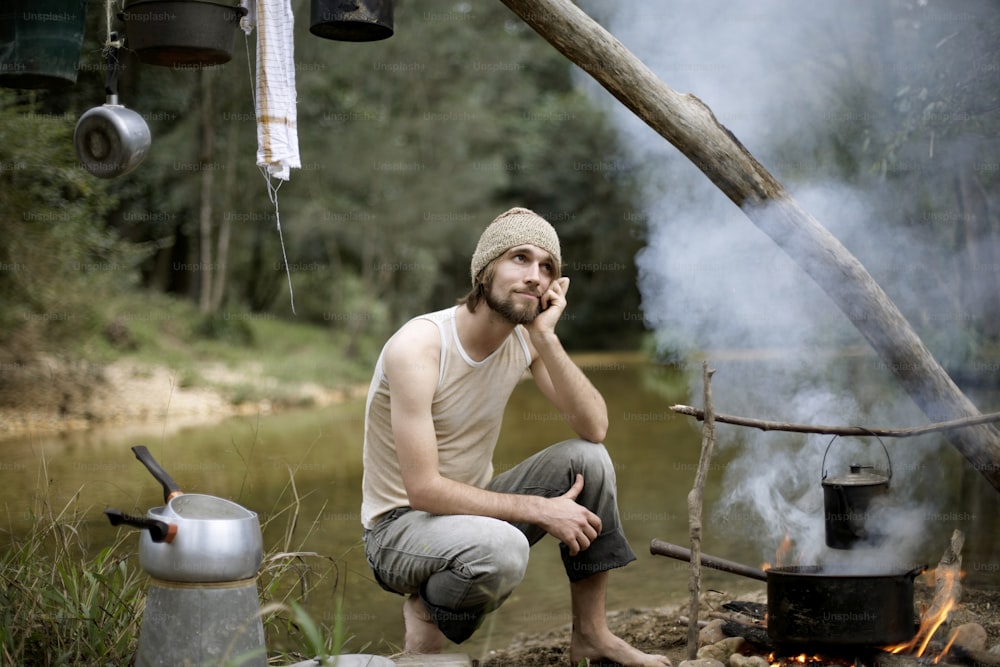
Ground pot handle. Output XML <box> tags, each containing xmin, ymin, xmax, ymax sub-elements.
<box><xmin>131</xmin><ymin>445</ymin><xmax>184</xmax><ymax>503</ymax></box>
<box><xmin>104</xmin><ymin>508</ymin><xmax>178</xmax><ymax>544</ymax></box>
<box><xmin>821</xmin><ymin>430</ymin><xmax>892</xmax><ymax>482</ymax></box>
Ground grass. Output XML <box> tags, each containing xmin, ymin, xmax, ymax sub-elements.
<box><xmin>63</xmin><ymin>290</ymin><xmax>378</xmax><ymax>409</ymax></box>
<box><xmin>0</xmin><ymin>478</ymin><xmax>147</xmax><ymax>664</ymax></box>
<box><xmin>0</xmin><ymin>452</ymin><xmax>360</xmax><ymax>666</ymax></box>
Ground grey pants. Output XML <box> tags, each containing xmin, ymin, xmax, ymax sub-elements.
<box><xmin>362</xmin><ymin>439</ymin><xmax>637</xmax><ymax>643</ymax></box>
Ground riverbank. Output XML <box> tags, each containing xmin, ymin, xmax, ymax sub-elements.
<box><xmin>0</xmin><ymin>354</ymin><xmax>369</xmax><ymax>442</ymax></box>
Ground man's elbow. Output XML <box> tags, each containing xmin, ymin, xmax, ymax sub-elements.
<box><xmin>403</xmin><ymin>478</ymin><xmax>440</xmax><ymax>513</ymax></box>
<box><xmin>582</xmin><ymin>418</ymin><xmax>608</xmax><ymax>444</ymax></box>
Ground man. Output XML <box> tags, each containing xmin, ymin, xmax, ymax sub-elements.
<box><xmin>361</xmin><ymin>207</ymin><xmax>670</xmax><ymax>667</ymax></box>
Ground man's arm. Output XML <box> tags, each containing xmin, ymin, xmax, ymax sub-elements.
<box><xmin>526</xmin><ymin>277</ymin><xmax>609</xmax><ymax>443</ymax></box>
<box><xmin>385</xmin><ymin>319</ymin><xmax>601</xmax><ymax>555</ymax></box>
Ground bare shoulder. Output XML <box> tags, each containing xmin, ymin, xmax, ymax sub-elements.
<box><xmin>383</xmin><ymin>318</ymin><xmax>441</xmax><ymax>382</ymax></box>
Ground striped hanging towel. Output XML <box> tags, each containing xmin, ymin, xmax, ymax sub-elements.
<box><xmin>241</xmin><ymin>0</ymin><xmax>301</xmax><ymax>181</ymax></box>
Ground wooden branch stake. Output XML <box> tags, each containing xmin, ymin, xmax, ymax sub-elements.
<box><xmin>686</xmin><ymin>361</ymin><xmax>716</xmax><ymax>659</ymax></box>
<box><xmin>670</xmin><ymin>404</ymin><xmax>1000</xmax><ymax>438</ymax></box>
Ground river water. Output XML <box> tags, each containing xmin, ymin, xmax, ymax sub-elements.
<box><xmin>2</xmin><ymin>359</ymin><xmax>995</xmax><ymax>659</ymax></box>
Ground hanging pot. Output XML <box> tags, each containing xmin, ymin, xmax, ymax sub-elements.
<box><xmin>120</xmin><ymin>0</ymin><xmax>249</xmax><ymax>68</ymax></box>
<box><xmin>310</xmin><ymin>0</ymin><xmax>394</xmax><ymax>42</ymax></box>
<box><xmin>74</xmin><ymin>41</ymin><xmax>151</xmax><ymax>179</ymax></box>
<box><xmin>0</xmin><ymin>0</ymin><xmax>87</xmax><ymax>89</ymax></box>
<box><xmin>105</xmin><ymin>445</ymin><xmax>263</xmax><ymax>583</ymax></box>
<box><xmin>822</xmin><ymin>434</ymin><xmax>892</xmax><ymax>550</ymax></box>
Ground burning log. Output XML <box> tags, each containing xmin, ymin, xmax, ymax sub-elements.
<box><xmin>872</xmin><ymin>650</ymin><xmax>963</xmax><ymax>667</ymax></box>
<box><xmin>885</xmin><ymin>530</ymin><xmax>965</xmax><ymax>658</ymax></box>
<box><xmin>720</xmin><ymin>619</ymin><xmax>774</xmax><ymax>651</ymax></box>
<box><xmin>946</xmin><ymin>645</ymin><xmax>1000</xmax><ymax>667</ymax></box>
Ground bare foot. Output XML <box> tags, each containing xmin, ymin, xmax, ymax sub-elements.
<box><xmin>403</xmin><ymin>594</ymin><xmax>446</xmax><ymax>654</ymax></box>
<box><xmin>570</xmin><ymin>628</ymin><xmax>672</xmax><ymax>667</ymax></box>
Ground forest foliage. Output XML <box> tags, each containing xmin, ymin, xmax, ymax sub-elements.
<box><xmin>0</xmin><ymin>0</ymin><xmax>647</xmax><ymax>363</ymax></box>
<box><xmin>1</xmin><ymin>0</ymin><xmax>998</xmax><ymax>372</ymax></box>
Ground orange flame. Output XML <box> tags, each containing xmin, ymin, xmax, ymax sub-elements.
<box><xmin>762</xmin><ymin>531</ymin><xmax>795</xmax><ymax>571</ymax></box>
<box><xmin>775</xmin><ymin>532</ymin><xmax>794</xmax><ymax>567</ymax></box>
<box><xmin>884</xmin><ymin>566</ymin><xmax>964</xmax><ymax>659</ymax></box>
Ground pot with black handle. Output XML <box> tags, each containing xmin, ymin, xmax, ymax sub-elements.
<box><xmin>105</xmin><ymin>445</ymin><xmax>262</xmax><ymax>583</ymax></box>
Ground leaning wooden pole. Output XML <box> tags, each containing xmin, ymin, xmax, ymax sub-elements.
<box><xmin>497</xmin><ymin>0</ymin><xmax>1000</xmax><ymax>491</ymax></box>
<box><xmin>686</xmin><ymin>362</ymin><xmax>716</xmax><ymax>659</ymax></box>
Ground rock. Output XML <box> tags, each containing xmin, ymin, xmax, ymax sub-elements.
<box><xmin>680</xmin><ymin>659</ymin><xmax>726</xmax><ymax>667</ymax></box>
<box><xmin>697</xmin><ymin>637</ymin><xmax>746</xmax><ymax>664</ymax></box>
<box><xmin>730</xmin><ymin>654</ymin><xmax>770</xmax><ymax>667</ymax></box>
<box><xmin>699</xmin><ymin>619</ymin><xmax>727</xmax><ymax>645</ymax></box>
<box><xmin>951</xmin><ymin>623</ymin><xmax>988</xmax><ymax>652</ymax></box>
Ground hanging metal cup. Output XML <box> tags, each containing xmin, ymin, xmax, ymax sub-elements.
<box><xmin>74</xmin><ymin>40</ymin><xmax>151</xmax><ymax>178</ymax></box>
<box><xmin>821</xmin><ymin>433</ymin><xmax>892</xmax><ymax>550</ymax></box>
<box><xmin>310</xmin><ymin>0</ymin><xmax>394</xmax><ymax>42</ymax></box>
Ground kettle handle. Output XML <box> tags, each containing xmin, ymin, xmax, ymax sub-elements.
<box><xmin>821</xmin><ymin>430</ymin><xmax>892</xmax><ymax>481</ymax></box>
<box><xmin>132</xmin><ymin>445</ymin><xmax>184</xmax><ymax>503</ymax></box>
<box><xmin>104</xmin><ymin>508</ymin><xmax>178</xmax><ymax>543</ymax></box>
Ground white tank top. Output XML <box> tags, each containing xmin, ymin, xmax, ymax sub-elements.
<box><xmin>360</xmin><ymin>306</ymin><xmax>532</xmax><ymax>529</ymax></box>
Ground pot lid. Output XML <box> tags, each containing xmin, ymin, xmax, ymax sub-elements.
<box><xmin>823</xmin><ymin>464</ymin><xmax>889</xmax><ymax>486</ymax></box>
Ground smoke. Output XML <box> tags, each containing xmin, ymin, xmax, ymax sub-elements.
<box><xmin>577</xmin><ymin>1</ymin><xmax>995</xmax><ymax>568</ymax></box>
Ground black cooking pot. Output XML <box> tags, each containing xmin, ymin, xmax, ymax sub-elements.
<box><xmin>120</xmin><ymin>0</ymin><xmax>248</xmax><ymax>67</ymax></box>
<box><xmin>822</xmin><ymin>434</ymin><xmax>892</xmax><ymax>550</ymax></box>
<box><xmin>649</xmin><ymin>540</ymin><xmax>924</xmax><ymax>650</ymax></box>
<box><xmin>766</xmin><ymin>564</ymin><xmax>923</xmax><ymax>649</ymax></box>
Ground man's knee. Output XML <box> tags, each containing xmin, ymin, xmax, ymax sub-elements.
<box><xmin>468</xmin><ymin>522</ymin><xmax>530</xmax><ymax>592</ymax></box>
<box><xmin>557</xmin><ymin>438</ymin><xmax>614</xmax><ymax>477</ymax></box>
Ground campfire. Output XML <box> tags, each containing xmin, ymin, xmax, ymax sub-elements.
<box><xmin>654</xmin><ymin>530</ymin><xmax>998</xmax><ymax>667</ymax></box>
<box><xmin>659</xmin><ymin>368</ymin><xmax>1000</xmax><ymax>667</ymax></box>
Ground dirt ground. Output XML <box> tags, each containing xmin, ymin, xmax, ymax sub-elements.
<box><xmin>478</xmin><ymin>580</ymin><xmax>1000</xmax><ymax>667</ymax></box>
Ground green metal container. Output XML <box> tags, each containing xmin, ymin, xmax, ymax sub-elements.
<box><xmin>0</xmin><ymin>0</ymin><xmax>87</xmax><ymax>89</ymax></box>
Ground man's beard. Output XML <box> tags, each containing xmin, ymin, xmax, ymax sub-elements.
<box><xmin>484</xmin><ymin>287</ymin><xmax>540</xmax><ymax>325</ymax></box>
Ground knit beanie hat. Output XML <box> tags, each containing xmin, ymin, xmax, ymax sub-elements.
<box><xmin>470</xmin><ymin>207</ymin><xmax>561</xmax><ymax>284</ymax></box>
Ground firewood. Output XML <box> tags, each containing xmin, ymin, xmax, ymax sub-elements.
<box><xmin>873</xmin><ymin>650</ymin><xmax>963</xmax><ymax>667</ymax></box>
<box><xmin>722</xmin><ymin>600</ymin><xmax>767</xmax><ymax>621</ymax></box>
<box><xmin>947</xmin><ymin>645</ymin><xmax>1000</xmax><ymax>667</ymax></box>
<box><xmin>720</xmin><ymin>620</ymin><xmax>773</xmax><ymax>651</ymax></box>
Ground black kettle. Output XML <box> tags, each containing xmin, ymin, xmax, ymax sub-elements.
<box><xmin>821</xmin><ymin>434</ymin><xmax>892</xmax><ymax>549</ymax></box>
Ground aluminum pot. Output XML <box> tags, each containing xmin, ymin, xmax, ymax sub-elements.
<box><xmin>105</xmin><ymin>445</ymin><xmax>262</xmax><ymax>583</ymax></box>
<box><xmin>74</xmin><ymin>41</ymin><xmax>150</xmax><ymax>178</ymax></box>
